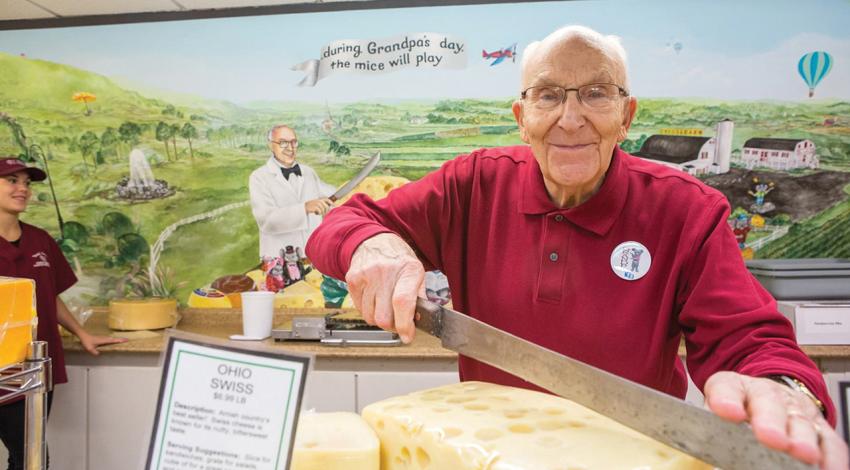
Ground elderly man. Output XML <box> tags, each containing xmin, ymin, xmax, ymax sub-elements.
<box><xmin>249</xmin><ymin>125</ymin><xmax>335</xmax><ymax>258</ymax></box>
<box><xmin>306</xmin><ymin>26</ymin><xmax>848</xmax><ymax>468</ymax></box>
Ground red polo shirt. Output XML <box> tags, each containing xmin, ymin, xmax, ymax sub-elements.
<box><xmin>1</xmin><ymin>222</ymin><xmax>76</xmax><ymax>390</ymax></box>
<box><xmin>307</xmin><ymin>145</ymin><xmax>834</xmax><ymax>424</ymax></box>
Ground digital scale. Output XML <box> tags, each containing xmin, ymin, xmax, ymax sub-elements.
<box><xmin>271</xmin><ymin>311</ymin><xmax>401</xmax><ymax>347</ymax></box>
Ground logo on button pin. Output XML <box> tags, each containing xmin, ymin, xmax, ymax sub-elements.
<box><xmin>610</xmin><ymin>241</ymin><xmax>651</xmax><ymax>281</ymax></box>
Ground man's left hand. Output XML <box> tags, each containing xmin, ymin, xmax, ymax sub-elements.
<box><xmin>78</xmin><ymin>332</ymin><xmax>128</xmax><ymax>356</ymax></box>
<box><xmin>705</xmin><ymin>371</ymin><xmax>849</xmax><ymax>469</ymax></box>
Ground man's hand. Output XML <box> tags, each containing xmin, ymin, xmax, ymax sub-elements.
<box><xmin>346</xmin><ymin>233</ymin><xmax>424</xmax><ymax>344</ymax></box>
<box><xmin>705</xmin><ymin>371</ymin><xmax>849</xmax><ymax>469</ymax></box>
<box><xmin>77</xmin><ymin>331</ymin><xmax>128</xmax><ymax>356</ymax></box>
<box><xmin>305</xmin><ymin>198</ymin><xmax>333</xmax><ymax>216</ymax></box>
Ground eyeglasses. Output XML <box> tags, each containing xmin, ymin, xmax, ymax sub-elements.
<box><xmin>269</xmin><ymin>138</ymin><xmax>298</xmax><ymax>149</ymax></box>
<box><xmin>521</xmin><ymin>83</ymin><xmax>629</xmax><ymax>110</ymax></box>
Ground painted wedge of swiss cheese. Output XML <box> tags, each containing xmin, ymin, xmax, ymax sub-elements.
<box><xmin>414</xmin><ymin>297</ymin><xmax>815</xmax><ymax>470</ymax></box>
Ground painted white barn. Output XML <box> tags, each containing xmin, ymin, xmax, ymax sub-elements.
<box><xmin>740</xmin><ymin>138</ymin><xmax>818</xmax><ymax>170</ymax></box>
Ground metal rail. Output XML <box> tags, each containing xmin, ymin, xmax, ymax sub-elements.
<box><xmin>0</xmin><ymin>341</ymin><xmax>52</xmax><ymax>470</ymax></box>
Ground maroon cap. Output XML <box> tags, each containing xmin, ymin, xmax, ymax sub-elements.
<box><xmin>0</xmin><ymin>157</ymin><xmax>47</xmax><ymax>181</ymax></box>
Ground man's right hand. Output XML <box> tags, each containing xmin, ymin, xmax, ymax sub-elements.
<box><xmin>305</xmin><ymin>198</ymin><xmax>333</xmax><ymax>216</ymax></box>
<box><xmin>346</xmin><ymin>233</ymin><xmax>425</xmax><ymax>344</ymax></box>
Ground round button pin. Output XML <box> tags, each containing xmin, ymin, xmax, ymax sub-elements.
<box><xmin>610</xmin><ymin>241</ymin><xmax>651</xmax><ymax>281</ymax></box>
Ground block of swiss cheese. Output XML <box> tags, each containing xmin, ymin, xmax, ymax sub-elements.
<box><xmin>0</xmin><ymin>277</ymin><xmax>36</xmax><ymax>367</ymax></box>
<box><xmin>361</xmin><ymin>381</ymin><xmax>712</xmax><ymax>470</ymax></box>
<box><xmin>291</xmin><ymin>411</ymin><xmax>379</xmax><ymax>470</ymax></box>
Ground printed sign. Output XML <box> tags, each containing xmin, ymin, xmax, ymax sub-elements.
<box><xmin>146</xmin><ymin>335</ymin><xmax>309</xmax><ymax>470</ymax></box>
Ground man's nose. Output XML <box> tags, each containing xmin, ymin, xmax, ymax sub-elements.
<box><xmin>556</xmin><ymin>91</ymin><xmax>585</xmax><ymax>130</ymax></box>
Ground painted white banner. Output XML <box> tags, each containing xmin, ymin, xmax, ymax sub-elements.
<box><xmin>292</xmin><ymin>32</ymin><xmax>467</xmax><ymax>86</ymax></box>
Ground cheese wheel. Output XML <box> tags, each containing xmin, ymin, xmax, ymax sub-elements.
<box><xmin>292</xmin><ymin>412</ymin><xmax>379</xmax><ymax>470</ymax></box>
<box><xmin>361</xmin><ymin>381</ymin><xmax>712</xmax><ymax>470</ymax></box>
<box><xmin>275</xmin><ymin>281</ymin><xmax>324</xmax><ymax>309</ymax></box>
<box><xmin>0</xmin><ymin>277</ymin><xmax>36</xmax><ymax>367</ymax></box>
<box><xmin>187</xmin><ymin>288</ymin><xmax>233</xmax><ymax>309</ymax></box>
<box><xmin>108</xmin><ymin>298</ymin><xmax>178</xmax><ymax>330</ymax></box>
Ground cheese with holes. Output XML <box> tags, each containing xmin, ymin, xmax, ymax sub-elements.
<box><xmin>304</xmin><ymin>269</ymin><xmax>324</xmax><ymax>291</ymax></box>
<box><xmin>275</xmin><ymin>281</ymin><xmax>324</xmax><ymax>309</ymax></box>
<box><xmin>361</xmin><ymin>381</ymin><xmax>711</xmax><ymax>470</ymax></box>
<box><xmin>292</xmin><ymin>412</ymin><xmax>379</xmax><ymax>470</ymax></box>
<box><xmin>108</xmin><ymin>298</ymin><xmax>178</xmax><ymax>330</ymax></box>
<box><xmin>335</xmin><ymin>175</ymin><xmax>409</xmax><ymax>205</ymax></box>
<box><xmin>0</xmin><ymin>277</ymin><xmax>37</xmax><ymax>367</ymax></box>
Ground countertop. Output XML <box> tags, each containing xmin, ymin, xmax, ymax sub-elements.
<box><xmin>61</xmin><ymin>308</ymin><xmax>850</xmax><ymax>361</ymax></box>
<box><xmin>62</xmin><ymin>307</ymin><xmax>456</xmax><ymax>360</ymax></box>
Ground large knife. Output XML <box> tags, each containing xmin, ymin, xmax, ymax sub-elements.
<box><xmin>329</xmin><ymin>151</ymin><xmax>381</xmax><ymax>202</ymax></box>
<box><xmin>414</xmin><ymin>297</ymin><xmax>815</xmax><ymax>470</ymax></box>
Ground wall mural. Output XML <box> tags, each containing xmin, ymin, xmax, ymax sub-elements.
<box><xmin>0</xmin><ymin>0</ymin><xmax>848</xmax><ymax>308</ymax></box>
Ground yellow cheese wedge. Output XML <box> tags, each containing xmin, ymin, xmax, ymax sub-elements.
<box><xmin>108</xmin><ymin>298</ymin><xmax>178</xmax><ymax>330</ymax></box>
<box><xmin>304</xmin><ymin>269</ymin><xmax>323</xmax><ymax>291</ymax></box>
<box><xmin>335</xmin><ymin>175</ymin><xmax>409</xmax><ymax>205</ymax></box>
<box><xmin>0</xmin><ymin>277</ymin><xmax>37</xmax><ymax>367</ymax></box>
<box><xmin>275</xmin><ymin>281</ymin><xmax>324</xmax><ymax>309</ymax></box>
<box><xmin>361</xmin><ymin>381</ymin><xmax>712</xmax><ymax>470</ymax></box>
<box><xmin>292</xmin><ymin>412</ymin><xmax>379</xmax><ymax>470</ymax></box>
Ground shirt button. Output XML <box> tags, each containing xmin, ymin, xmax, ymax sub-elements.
<box><xmin>554</xmin><ymin>214</ymin><xmax>564</xmax><ymax>222</ymax></box>
<box><xmin>549</xmin><ymin>252</ymin><xmax>559</xmax><ymax>262</ymax></box>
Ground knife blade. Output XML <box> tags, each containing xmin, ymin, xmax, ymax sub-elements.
<box><xmin>329</xmin><ymin>151</ymin><xmax>381</xmax><ymax>202</ymax></box>
<box><xmin>414</xmin><ymin>297</ymin><xmax>815</xmax><ymax>470</ymax></box>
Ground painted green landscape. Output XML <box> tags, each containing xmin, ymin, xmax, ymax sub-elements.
<box><xmin>1</xmin><ymin>52</ymin><xmax>848</xmax><ymax>306</ymax></box>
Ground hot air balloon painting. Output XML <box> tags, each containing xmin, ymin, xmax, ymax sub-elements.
<box><xmin>797</xmin><ymin>51</ymin><xmax>832</xmax><ymax>98</ymax></box>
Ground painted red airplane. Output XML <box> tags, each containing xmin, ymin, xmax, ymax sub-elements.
<box><xmin>482</xmin><ymin>44</ymin><xmax>517</xmax><ymax>66</ymax></box>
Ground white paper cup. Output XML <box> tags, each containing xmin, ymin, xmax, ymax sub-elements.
<box><xmin>240</xmin><ymin>291</ymin><xmax>275</xmax><ymax>338</ymax></box>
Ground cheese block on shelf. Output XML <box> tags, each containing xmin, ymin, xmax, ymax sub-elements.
<box><xmin>108</xmin><ymin>298</ymin><xmax>178</xmax><ymax>330</ymax></box>
<box><xmin>274</xmin><ymin>281</ymin><xmax>324</xmax><ymax>309</ymax></box>
<box><xmin>361</xmin><ymin>381</ymin><xmax>711</xmax><ymax>470</ymax></box>
<box><xmin>291</xmin><ymin>412</ymin><xmax>379</xmax><ymax>470</ymax></box>
<box><xmin>0</xmin><ymin>277</ymin><xmax>37</xmax><ymax>368</ymax></box>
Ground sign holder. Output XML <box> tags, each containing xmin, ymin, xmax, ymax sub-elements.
<box><xmin>145</xmin><ymin>331</ymin><xmax>310</xmax><ymax>470</ymax></box>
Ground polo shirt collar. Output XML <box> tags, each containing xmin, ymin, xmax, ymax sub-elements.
<box><xmin>519</xmin><ymin>146</ymin><xmax>629</xmax><ymax>237</ymax></box>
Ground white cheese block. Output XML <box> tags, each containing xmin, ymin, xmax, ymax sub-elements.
<box><xmin>292</xmin><ymin>412</ymin><xmax>379</xmax><ymax>470</ymax></box>
<box><xmin>361</xmin><ymin>381</ymin><xmax>712</xmax><ymax>470</ymax></box>
<box><xmin>108</xmin><ymin>298</ymin><xmax>178</xmax><ymax>330</ymax></box>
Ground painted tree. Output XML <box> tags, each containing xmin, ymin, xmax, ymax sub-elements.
<box><xmin>169</xmin><ymin>123</ymin><xmax>180</xmax><ymax>160</ymax></box>
<box><xmin>72</xmin><ymin>92</ymin><xmax>97</xmax><ymax>116</ymax></box>
<box><xmin>100</xmin><ymin>127</ymin><xmax>119</xmax><ymax>160</ymax></box>
<box><xmin>118</xmin><ymin>121</ymin><xmax>142</xmax><ymax>148</ymax></box>
<box><xmin>180</xmin><ymin>122</ymin><xmax>198</xmax><ymax>161</ymax></box>
<box><xmin>78</xmin><ymin>131</ymin><xmax>100</xmax><ymax>171</ymax></box>
<box><xmin>155</xmin><ymin>121</ymin><xmax>173</xmax><ymax>161</ymax></box>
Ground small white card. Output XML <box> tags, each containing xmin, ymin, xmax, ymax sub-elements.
<box><xmin>146</xmin><ymin>334</ymin><xmax>309</xmax><ymax>470</ymax></box>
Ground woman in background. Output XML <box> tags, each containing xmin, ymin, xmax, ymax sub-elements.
<box><xmin>0</xmin><ymin>157</ymin><xmax>125</xmax><ymax>470</ymax></box>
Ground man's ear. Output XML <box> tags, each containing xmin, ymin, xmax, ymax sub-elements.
<box><xmin>512</xmin><ymin>100</ymin><xmax>529</xmax><ymax>143</ymax></box>
<box><xmin>617</xmin><ymin>97</ymin><xmax>638</xmax><ymax>142</ymax></box>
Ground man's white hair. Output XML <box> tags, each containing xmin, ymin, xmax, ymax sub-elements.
<box><xmin>267</xmin><ymin>124</ymin><xmax>293</xmax><ymax>141</ymax></box>
<box><xmin>521</xmin><ymin>25</ymin><xmax>630</xmax><ymax>90</ymax></box>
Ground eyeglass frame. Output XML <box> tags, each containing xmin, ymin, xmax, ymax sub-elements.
<box><xmin>520</xmin><ymin>83</ymin><xmax>630</xmax><ymax>110</ymax></box>
<box><xmin>269</xmin><ymin>138</ymin><xmax>299</xmax><ymax>149</ymax></box>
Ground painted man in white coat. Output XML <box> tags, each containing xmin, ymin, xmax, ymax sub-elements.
<box><xmin>249</xmin><ymin>125</ymin><xmax>335</xmax><ymax>258</ymax></box>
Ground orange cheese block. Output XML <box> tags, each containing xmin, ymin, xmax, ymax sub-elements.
<box><xmin>108</xmin><ymin>298</ymin><xmax>178</xmax><ymax>331</ymax></box>
<box><xmin>0</xmin><ymin>277</ymin><xmax>37</xmax><ymax>367</ymax></box>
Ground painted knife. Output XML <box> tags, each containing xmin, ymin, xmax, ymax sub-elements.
<box><xmin>329</xmin><ymin>151</ymin><xmax>381</xmax><ymax>202</ymax></box>
<box><xmin>414</xmin><ymin>297</ymin><xmax>815</xmax><ymax>470</ymax></box>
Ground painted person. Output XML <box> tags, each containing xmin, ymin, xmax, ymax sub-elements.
<box><xmin>307</xmin><ymin>26</ymin><xmax>849</xmax><ymax>469</ymax></box>
<box><xmin>249</xmin><ymin>124</ymin><xmax>336</xmax><ymax>258</ymax></box>
<box><xmin>0</xmin><ymin>157</ymin><xmax>126</xmax><ymax>469</ymax></box>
